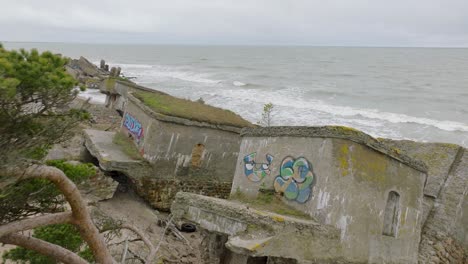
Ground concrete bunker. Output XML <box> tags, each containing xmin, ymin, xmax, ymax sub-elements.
<box><xmin>172</xmin><ymin>126</ymin><xmax>429</xmax><ymax>264</ymax></box>
<box><xmin>87</xmin><ymin>78</ymin><xmax>253</xmax><ymax>210</ymax></box>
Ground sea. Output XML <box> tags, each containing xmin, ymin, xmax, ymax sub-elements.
<box><xmin>4</xmin><ymin>42</ymin><xmax>468</xmax><ymax>147</ymax></box>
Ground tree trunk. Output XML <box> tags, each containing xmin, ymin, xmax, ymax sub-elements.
<box><xmin>0</xmin><ymin>233</ymin><xmax>88</xmax><ymax>264</ymax></box>
<box><xmin>3</xmin><ymin>165</ymin><xmax>115</xmax><ymax>264</ymax></box>
<box><xmin>0</xmin><ymin>212</ymin><xmax>74</xmax><ymax>238</ymax></box>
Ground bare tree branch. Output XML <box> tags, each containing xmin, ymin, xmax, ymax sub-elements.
<box><xmin>0</xmin><ymin>233</ymin><xmax>88</xmax><ymax>264</ymax></box>
<box><xmin>0</xmin><ymin>212</ymin><xmax>74</xmax><ymax>237</ymax></box>
<box><xmin>3</xmin><ymin>165</ymin><xmax>115</xmax><ymax>264</ymax></box>
<box><xmin>120</xmin><ymin>224</ymin><xmax>156</xmax><ymax>263</ymax></box>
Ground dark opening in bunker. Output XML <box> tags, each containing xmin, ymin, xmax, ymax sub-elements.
<box><xmin>106</xmin><ymin>171</ymin><xmax>133</xmax><ymax>193</ymax></box>
<box><xmin>383</xmin><ymin>191</ymin><xmax>400</xmax><ymax>237</ymax></box>
<box><xmin>191</xmin><ymin>143</ymin><xmax>205</xmax><ymax>168</ymax></box>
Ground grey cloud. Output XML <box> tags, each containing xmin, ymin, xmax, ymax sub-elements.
<box><xmin>1</xmin><ymin>0</ymin><xmax>467</xmax><ymax>46</ymax></box>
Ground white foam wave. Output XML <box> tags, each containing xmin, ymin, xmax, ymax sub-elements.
<box><xmin>233</xmin><ymin>81</ymin><xmax>247</xmax><ymax>86</ymax></box>
<box><xmin>96</xmin><ymin>62</ymin><xmax>468</xmax><ymax>134</ymax></box>
<box><xmin>117</xmin><ymin>63</ymin><xmax>221</xmax><ymax>84</ymax></box>
<box><xmin>111</xmin><ymin>63</ymin><xmax>153</xmax><ymax>69</ymax></box>
<box><xmin>214</xmin><ymin>88</ymin><xmax>468</xmax><ymax>133</ymax></box>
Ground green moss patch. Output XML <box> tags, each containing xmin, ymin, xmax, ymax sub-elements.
<box><xmin>133</xmin><ymin>90</ymin><xmax>253</xmax><ymax>128</ymax></box>
<box><xmin>231</xmin><ymin>189</ymin><xmax>311</xmax><ymax>219</ymax></box>
<box><xmin>112</xmin><ymin>132</ymin><xmax>143</xmax><ymax>160</ymax></box>
<box><xmin>105</xmin><ymin>78</ymin><xmax>116</xmax><ymax>92</ymax></box>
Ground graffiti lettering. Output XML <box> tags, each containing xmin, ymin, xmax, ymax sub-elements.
<box><xmin>123</xmin><ymin>113</ymin><xmax>143</xmax><ymax>139</ymax></box>
<box><xmin>274</xmin><ymin>156</ymin><xmax>315</xmax><ymax>203</ymax></box>
<box><xmin>243</xmin><ymin>153</ymin><xmax>273</xmax><ymax>182</ymax></box>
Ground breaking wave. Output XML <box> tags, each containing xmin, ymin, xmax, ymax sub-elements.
<box><xmin>233</xmin><ymin>81</ymin><xmax>247</xmax><ymax>87</ymax></box>
<box><xmin>115</xmin><ymin>63</ymin><xmax>221</xmax><ymax>84</ymax></box>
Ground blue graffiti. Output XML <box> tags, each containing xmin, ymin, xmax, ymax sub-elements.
<box><xmin>274</xmin><ymin>157</ymin><xmax>315</xmax><ymax>203</ymax></box>
<box><xmin>123</xmin><ymin>113</ymin><xmax>143</xmax><ymax>139</ymax></box>
<box><xmin>243</xmin><ymin>153</ymin><xmax>273</xmax><ymax>182</ymax></box>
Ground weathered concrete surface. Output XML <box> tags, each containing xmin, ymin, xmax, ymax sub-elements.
<box><xmin>103</xmin><ymin>92</ymin><xmax>242</xmax><ymax>210</ymax></box>
<box><xmin>381</xmin><ymin>139</ymin><xmax>460</xmax><ymax>198</ymax></box>
<box><xmin>136</xmin><ymin>178</ymin><xmax>232</xmax><ymax>210</ymax></box>
<box><xmin>172</xmin><ymin>192</ymin><xmax>346</xmax><ymax>264</ymax></box>
<box><xmin>231</xmin><ymin>128</ymin><xmax>427</xmax><ymax>264</ymax></box>
<box><xmin>381</xmin><ymin>139</ymin><xmax>467</xmax><ymax>263</ymax></box>
<box><xmin>83</xmin><ymin>125</ymin><xmax>236</xmax><ymax>211</ymax></box>
<box><xmin>417</xmin><ymin>148</ymin><xmax>468</xmax><ymax>264</ymax></box>
<box><xmin>67</xmin><ymin>56</ymin><xmax>108</xmax><ymax>87</ymax></box>
<box><xmin>241</xmin><ymin>126</ymin><xmax>427</xmax><ymax>173</ymax></box>
<box><xmin>82</xmin><ymin>129</ymin><xmax>146</xmax><ymax>172</ymax></box>
<box><xmin>123</xmin><ymin>95</ymin><xmax>242</xmax><ymax>182</ymax></box>
<box><xmin>77</xmin><ymin>164</ymin><xmax>119</xmax><ymax>203</ymax></box>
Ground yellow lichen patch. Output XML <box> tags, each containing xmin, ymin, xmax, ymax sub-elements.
<box><xmin>350</xmin><ymin>144</ymin><xmax>388</xmax><ymax>184</ymax></box>
<box><xmin>105</xmin><ymin>78</ymin><xmax>116</xmax><ymax>91</ymax></box>
<box><xmin>400</xmin><ymin>208</ymin><xmax>407</xmax><ymax>226</ymax></box>
<box><xmin>271</xmin><ymin>215</ymin><xmax>285</xmax><ymax>222</ymax></box>
<box><xmin>339</xmin><ymin>144</ymin><xmax>350</xmax><ymax>177</ymax></box>
<box><xmin>249</xmin><ymin>241</ymin><xmax>269</xmax><ymax>252</ymax></box>
<box><xmin>392</xmin><ymin>148</ymin><xmax>402</xmax><ymax>155</ymax></box>
<box><xmin>330</xmin><ymin>125</ymin><xmax>360</xmax><ymax>133</ymax></box>
<box><xmin>252</xmin><ymin>209</ymin><xmax>268</xmax><ymax>216</ymax></box>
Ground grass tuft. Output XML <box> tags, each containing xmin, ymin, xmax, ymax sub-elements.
<box><xmin>112</xmin><ymin>132</ymin><xmax>143</xmax><ymax>160</ymax></box>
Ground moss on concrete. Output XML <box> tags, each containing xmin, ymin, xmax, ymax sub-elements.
<box><xmin>231</xmin><ymin>190</ymin><xmax>311</xmax><ymax>220</ymax></box>
<box><xmin>105</xmin><ymin>78</ymin><xmax>116</xmax><ymax>92</ymax></box>
<box><xmin>339</xmin><ymin>144</ymin><xmax>350</xmax><ymax>177</ymax></box>
<box><xmin>112</xmin><ymin>132</ymin><xmax>143</xmax><ymax>160</ymax></box>
<box><xmin>133</xmin><ymin>90</ymin><xmax>253</xmax><ymax>128</ymax></box>
<box><xmin>241</xmin><ymin>126</ymin><xmax>428</xmax><ymax>173</ymax></box>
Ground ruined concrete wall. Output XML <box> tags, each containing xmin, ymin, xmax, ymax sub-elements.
<box><xmin>135</xmin><ymin>178</ymin><xmax>232</xmax><ymax>210</ymax></box>
<box><xmin>382</xmin><ymin>140</ymin><xmax>468</xmax><ymax>264</ymax></box>
<box><xmin>417</xmin><ymin>149</ymin><xmax>467</xmax><ymax>264</ymax></box>
<box><xmin>231</xmin><ymin>129</ymin><xmax>427</xmax><ymax>264</ymax></box>
<box><xmin>122</xmin><ymin>98</ymin><xmax>240</xmax><ymax>181</ymax></box>
<box><xmin>172</xmin><ymin>192</ymin><xmax>344</xmax><ymax>264</ymax></box>
<box><xmin>119</xmin><ymin>95</ymin><xmax>240</xmax><ymax>210</ymax></box>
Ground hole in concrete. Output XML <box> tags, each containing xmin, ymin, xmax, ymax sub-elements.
<box><xmin>383</xmin><ymin>190</ymin><xmax>400</xmax><ymax>237</ymax></box>
<box><xmin>267</xmin><ymin>257</ymin><xmax>298</xmax><ymax>264</ymax></box>
<box><xmin>80</xmin><ymin>147</ymin><xmax>99</xmax><ymax>167</ymax></box>
<box><xmin>191</xmin><ymin>143</ymin><xmax>205</xmax><ymax>168</ymax></box>
<box><xmin>247</xmin><ymin>256</ymin><xmax>268</xmax><ymax>264</ymax></box>
<box><xmin>106</xmin><ymin>171</ymin><xmax>132</xmax><ymax>193</ymax></box>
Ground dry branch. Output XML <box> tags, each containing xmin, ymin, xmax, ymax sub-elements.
<box><xmin>0</xmin><ymin>212</ymin><xmax>74</xmax><ymax>238</ymax></box>
<box><xmin>1</xmin><ymin>165</ymin><xmax>115</xmax><ymax>263</ymax></box>
<box><xmin>0</xmin><ymin>233</ymin><xmax>88</xmax><ymax>264</ymax></box>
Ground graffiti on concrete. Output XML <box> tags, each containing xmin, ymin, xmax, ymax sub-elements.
<box><xmin>243</xmin><ymin>153</ymin><xmax>274</xmax><ymax>182</ymax></box>
<box><xmin>274</xmin><ymin>156</ymin><xmax>315</xmax><ymax>203</ymax></box>
<box><xmin>123</xmin><ymin>113</ymin><xmax>144</xmax><ymax>139</ymax></box>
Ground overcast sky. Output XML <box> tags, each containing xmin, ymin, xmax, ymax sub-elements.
<box><xmin>1</xmin><ymin>0</ymin><xmax>467</xmax><ymax>47</ymax></box>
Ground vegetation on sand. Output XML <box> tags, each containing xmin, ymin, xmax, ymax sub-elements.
<box><xmin>133</xmin><ymin>90</ymin><xmax>253</xmax><ymax>128</ymax></box>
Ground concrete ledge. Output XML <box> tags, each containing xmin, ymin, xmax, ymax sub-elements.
<box><xmin>83</xmin><ymin>129</ymin><xmax>144</xmax><ymax>172</ymax></box>
<box><xmin>172</xmin><ymin>192</ymin><xmax>349</xmax><ymax>262</ymax></box>
<box><xmin>241</xmin><ymin>126</ymin><xmax>428</xmax><ymax>173</ymax></box>
<box><xmin>172</xmin><ymin>192</ymin><xmax>336</xmax><ymax>236</ymax></box>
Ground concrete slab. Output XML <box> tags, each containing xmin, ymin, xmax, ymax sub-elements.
<box><xmin>83</xmin><ymin>129</ymin><xmax>143</xmax><ymax>172</ymax></box>
<box><xmin>84</xmin><ymin>129</ymin><xmax>136</xmax><ymax>162</ymax></box>
<box><xmin>172</xmin><ymin>192</ymin><xmax>346</xmax><ymax>263</ymax></box>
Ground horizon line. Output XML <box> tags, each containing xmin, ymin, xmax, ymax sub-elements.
<box><xmin>2</xmin><ymin>40</ymin><xmax>468</xmax><ymax>49</ymax></box>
